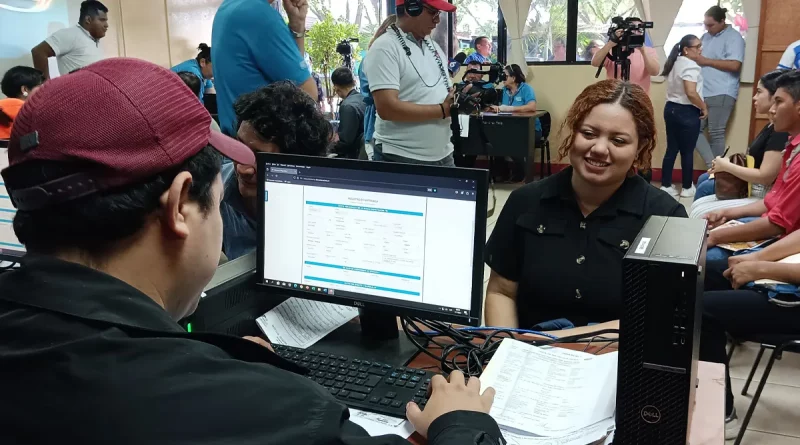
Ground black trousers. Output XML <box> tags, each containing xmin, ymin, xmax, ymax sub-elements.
<box><xmin>699</xmin><ymin>289</ymin><xmax>800</xmax><ymax>416</ymax></box>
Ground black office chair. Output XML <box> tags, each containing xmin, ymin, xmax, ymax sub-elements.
<box><xmin>534</xmin><ymin>111</ymin><xmax>552</xmax><ymax>179</ymax></box>
<box><xmin>734</xmin><ymin>335</ymin><xmax>800</xmax><ymax>445</ymax></box>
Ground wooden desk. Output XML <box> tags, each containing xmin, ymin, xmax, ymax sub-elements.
<box><xmin>404</xmin><ymin>343</ymin><xmax>724</xmax><ymax>445</ymax></box>
<box><xmin>460</xmin><ymin>111</ymin><xmax>547</xmax><ymax>181</ymax></box>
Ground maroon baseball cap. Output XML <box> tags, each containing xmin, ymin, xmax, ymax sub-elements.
<box><xmin>1</xmin><ymin>58</ymin><xmax>254</xmax><ymax>211</ymax></box>
<box><xmin>396</xmin><ymin>0</ymin><xmax>456</xmax><ymax>13</ymax></box>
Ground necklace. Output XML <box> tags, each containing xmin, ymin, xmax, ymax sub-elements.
<box><xmin>390</xmin><ymin>24</ymin><xmax>450</xmax><ymax>95</ymax></box>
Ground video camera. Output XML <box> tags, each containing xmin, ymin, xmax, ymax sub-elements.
<box><xmin>336</xmin><ymin>38</ymin><xmax>359</xmax><ymax>68</ymax></box>
<box><xmin>453</xmin><ymin>63</ymin><xmax>506</xmax><ymax>114</ymax></box>
<box><xmin>596</xmin><ymin>16</ymin><xmax>654</xmax><ymax>81</ymax></box>
<box><xmin>607</xmin><ymin>16</ymin><xmax>653</xmax><ymax>49</ymax></box>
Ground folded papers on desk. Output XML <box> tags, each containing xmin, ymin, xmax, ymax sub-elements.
<box><xmin>479</xmin><ymin>339</ymin><xmax>618</xmax><ymax>442</ymax></box>
<box><xmin>256</xmin><ymin>298</ymin><xmax>358</xmax><ymax>348</ymax></box>
<box><xmin>350</xmin><ymin>409</ymin><xmax>415</xmax><ymax>438</ymax></box>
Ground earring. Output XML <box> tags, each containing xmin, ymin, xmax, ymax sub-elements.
<box><xmin>23</xmin><ymin>91</ymin><xmax>28</xmax><ymax>97</ymax></box>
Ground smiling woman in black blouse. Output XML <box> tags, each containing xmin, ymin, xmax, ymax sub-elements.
<box><xmin>484</xmin><ymin>80</ymin><xmax>687</xmax><ymax>333</ymax></box>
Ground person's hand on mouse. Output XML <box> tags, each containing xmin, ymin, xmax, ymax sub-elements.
<box><xmin>406</xmin><ymin>371</ymin><xmax>495</xmax><ymax>438</ymax></box>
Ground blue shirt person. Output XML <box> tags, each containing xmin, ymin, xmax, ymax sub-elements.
<box><xmin>220</xmin><ymin>82</ymin><xmax>331</xmax><ymax>260</ymax></box>
<box><xmin>211</xmin><ymin>0</ymin><xmax>316</xmax><ymax>137</ymax></box>
<box><xmin>699</xmin><ymin>24</ymin><xmax>745</xmax><ymax>100</ymax></box>
<box><xmin>464</xmin><ymin>36</ymin><xmax>493</xmax><ymax>65</ymax></box>
<box><xmin>170</xmin><ymin>43</ymin><xmax>214</xmax><ymax>103</ymax></box>
<box><xmin>492</xmin><ymin>64</ymin><xmax>541</xmax><ymax>133</ymax></box>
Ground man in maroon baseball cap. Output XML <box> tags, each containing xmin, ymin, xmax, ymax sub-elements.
<box><xmin>0</xmin><ymin>57</ymin><xmax>505</xmax><ymax>445</ymax></box>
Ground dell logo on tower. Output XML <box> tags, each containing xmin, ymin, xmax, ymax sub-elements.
<box><xmin>640</xmin><ymin>405</ymin><xmax>662</xmax><ymax>424</ymax></box>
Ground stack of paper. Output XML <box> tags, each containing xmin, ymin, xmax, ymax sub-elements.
<box><xmin>256</xmin><ymin>298</ymin><xmax>358</xmax><ymax>349</ymax></box>
<box><xmin>479</xmin><ymin>339</ymin><xmax>618</xmax><ymax>445</ymax></box>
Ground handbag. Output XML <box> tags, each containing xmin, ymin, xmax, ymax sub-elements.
<box><xmin>715</xmin><ymin>153</ymin><xmax>748</xmax><ymax>200</ymax></box>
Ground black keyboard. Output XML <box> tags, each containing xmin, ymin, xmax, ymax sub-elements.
<box><xmin>274</xmin><ymin>345</ymin><xmax>434</xmax><ymax>418</ymax></box>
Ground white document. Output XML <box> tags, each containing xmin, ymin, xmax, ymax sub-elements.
<box><xmin>458</xmin><ymin>114</ymin><xmax>470</xmax><ymax>137</ymax></box>
<box><xmin>479</xmin><ymin>339</ymin><xmax>618</xmax><ymax>437</ymax></box>
<box><xmin>256</xmin><ymin>298</ymin><xmax>358</xmax><ymax>349</ymax></box>
<box><xmin>349</xmin><ymin>409</ymin><xmax>415</xmax><ymax>438</ymax></box>
<box><xmin>500</xmin><ymin>417</ymin><xmax>615</xmax><ymax>445</ymax></box>
<box><xmin>302</xmin><ymin>186</ymin><xmax>428</xmax><ymax>302</ymax></box>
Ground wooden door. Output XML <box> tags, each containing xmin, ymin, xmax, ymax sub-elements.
<box><xmin>750</xmin><ymin>0</ymin><xmax>800</xmax><ymax>140</ymax></box>
<box><xmin>750</xmin><ymin>0</ymin><xmax>800</xmax><ymax>141</ymax></box>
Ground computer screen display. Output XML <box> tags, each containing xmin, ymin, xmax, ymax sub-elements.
<box><xmin>256</xmin><ymin>154</ymin><xmax>488</xmax><ymax>326</ymax></box>
<box><xmin>0</xmin><ymin>148</ymin><xmax>25</xmax><ymax>260</ymax></box>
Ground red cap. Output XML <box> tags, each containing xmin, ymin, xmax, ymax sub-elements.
<box><xmin>396</xmin><ymin>0</ymin><xmax>456</xmax><ymax>13</ymax></box>
<box><xmin>1</xmin><ymin>58</ymin><xmax>254</xmax><ymax>211</ymax></box>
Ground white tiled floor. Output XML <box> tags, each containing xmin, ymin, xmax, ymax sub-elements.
<box><xmin>484</xmin><ymin>182</ymin><xmax>800</xmax><ymax>444</ymax></box>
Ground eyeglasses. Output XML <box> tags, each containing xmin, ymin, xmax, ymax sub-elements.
<box><xmin>423</xmin><ymin>5</ymin><xmax>441</xmax><ymax>18</ymax></box>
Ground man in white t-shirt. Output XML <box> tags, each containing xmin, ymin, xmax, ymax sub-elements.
<box><xmin>364</xmin><ymin>0</ymin><xmax>457</xmax><ymax>166</ymax></box>
<box><xmin>31</xmin><ymin>1</ymin><xmax>109</xmax><ymax>78</ymax></box>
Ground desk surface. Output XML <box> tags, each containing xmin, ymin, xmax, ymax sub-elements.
<box><xmin>405</xmin><ymin>342</ymin><xmax>724</xmax><ymax>445</ymax></box>
<box><xmin>478</xmin><ymin>110</ymin><xmax>546</xmax><ymax>119</ymax></box>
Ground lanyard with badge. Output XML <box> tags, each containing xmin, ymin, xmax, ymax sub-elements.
<box><xmin>390</xmin><ymin>24</ymin><xmax>451</xmax><ymax>96</ymax></box>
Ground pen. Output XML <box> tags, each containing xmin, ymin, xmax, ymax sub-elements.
<box><xmin>722</xmin><ymin>146</ymin><xmax>730</xmax><ymax>158</ymax></box>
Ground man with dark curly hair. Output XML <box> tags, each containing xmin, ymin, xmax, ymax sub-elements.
<box><xmin>221</xmin><ymin>81</ymin><xmax>331</xmax><ymax>260</ymax></box>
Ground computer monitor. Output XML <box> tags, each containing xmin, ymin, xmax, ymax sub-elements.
<box><xmin>0</xmin><ymin>146</ymin><xmax>25</xmax><ymax>261</ymax></box>
<box><xmin>256</xmin><ymin>154</ymin><xmax>488</xmax><ymax>327</ymax></box>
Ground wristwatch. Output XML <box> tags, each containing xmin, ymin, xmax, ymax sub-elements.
<box><xmin>290</xmin><ymin>27</ymin><xmax>306</xmax><ymax>39</ymax></box>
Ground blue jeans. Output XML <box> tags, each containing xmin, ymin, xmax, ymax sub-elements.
<box><xmin>705</xmin><ymin>217</ymin><xmax>763</xmax><ymax>291</ymax></box>
<box><xmin>372</xmin><ymin>143</ymin><xmax>456</xmax><ymax>167</ymax></box>
<box><xmin>662</xmin><ymin>102</ymin><xmax>702</xmax><ymax>188</ymax></box>
<box><xmin>694</xmin><ymin>172</ymin><xmax>716</xmax><ymax>201</ymax></box>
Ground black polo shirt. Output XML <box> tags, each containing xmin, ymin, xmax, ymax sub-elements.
<box><xmin>0</xmin><ymin>256</ymin><xmax>503</xmax><ymax>445</ymax></box>
<box><xmin>486</xmin><ymin>167</ymin><xmax>687</xmax><ymax>329</ymax></box>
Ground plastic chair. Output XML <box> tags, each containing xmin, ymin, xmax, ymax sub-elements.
<box><xmin>734</xmin><ymin>337</ymin><xmax>800</xmax><ymax>445</ymax></box>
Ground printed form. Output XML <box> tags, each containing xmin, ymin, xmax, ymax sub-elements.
<box><xmin>302</xmin><ymin>186</ymin><xmax>427</xmax><ymax>302</ymax></box>
<box><xmin>479</xmin><ymin>339</ymin><xmax>618</xmax><ymax>437</ymax></box>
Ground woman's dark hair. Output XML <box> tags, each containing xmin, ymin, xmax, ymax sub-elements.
<box><xmin>177</xmin><ymin>71</ymin><xmax>202</xmax><ymax>97</ymax></box>
<box><xmin>705</xmin><ymin>6</ymin><xmax>727</xmax><ymax>22</ymax></box>
<box><xmin>505</xmin><ymin>64</ymin><xmax>526</xmax><ymax>84</ymax></box>
<box><xmin>7</xmin><ymin>146</ymin><xmax>222</xmax><ymax>258</ymax></box>
<box><xmin>234</xmin><ymin>81</ymin><xmax>331</xmax><ymax>157</ymax></box>
<box><xmin>1</xmin><ymin>66</ymin><xmax>45</xmax><ymax>98</ymax></box>
<box><xmin>761</xmin><ymin>69</ymin><xmax>790</xmax><ymax>96</ymax></box>
<box><xmin>558</xmin><ymin>79</ymin><xmax>656</xmax><ymax>170</ymax></box>
<box><xmin>661</xmin><ymin>34</ymin><xmax>699</xmax><ymax>77</ymax></box>
<box><xmin>196</xmin><ymin>43</ymin><xmax>211</xmax><ymax>62</ymax></box>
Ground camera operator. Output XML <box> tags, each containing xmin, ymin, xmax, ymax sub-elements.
<box><xmin>464</xmin><ymin>61</ymin><xmax>484</xmax><ymax>82</ymax></box>
<box><xmin>591</xmin><ymin>17</ymin><xmax>659</xmax><ymax>93</ymax></box>
<box><xmin>364</xmin><ymin>0</ymin><xmax>457</xmax><ymax>166</ymax></box>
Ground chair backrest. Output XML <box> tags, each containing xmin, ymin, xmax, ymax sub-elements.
<box><xmin>538</xmin><ymin>111</ymin><xmax>552</xmax><ymax>141</ymax></box>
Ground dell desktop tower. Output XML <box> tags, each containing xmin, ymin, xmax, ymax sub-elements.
<box><xmin>613</xmin><ymin>216</ymin><xmax>708</xmax><ymax>445</ymax></box>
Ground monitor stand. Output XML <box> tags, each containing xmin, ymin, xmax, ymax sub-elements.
<box><xmin>312</xmin><ymin>308</ymin><xmax>424</xmax><ymax>367</ymax></box>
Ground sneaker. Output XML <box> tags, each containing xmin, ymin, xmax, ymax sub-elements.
<box><xmin>725</xmin><ymin>409</ymin><xmax>741</xmax><ymax>440</ymax></box>
<box><xmin>660</xmin><ymin>185</ymin><xmax>679</xmax><ymax>197</ymax></box>
<box><xmin>680</xmin><ymin>185</ymin><xmax>696</xmax><ymax>198</ymax></box>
